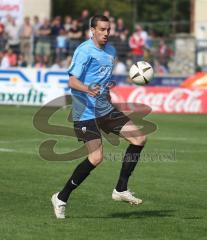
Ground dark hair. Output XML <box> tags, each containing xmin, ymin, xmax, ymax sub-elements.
<box><xmin>90</xmin><ymin>15</ymin><xmax>109</xmax><ymax>28</ymax></box>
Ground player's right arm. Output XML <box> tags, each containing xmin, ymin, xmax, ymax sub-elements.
<box><xmin>69</xmin><ymin>76</ymin><xmax>100</xmax><ymax>97</ymax></box>
<box><xmin>68</xmin><ymin>47</ymin><xmax>100</xmax><ymax>97</ymax></box>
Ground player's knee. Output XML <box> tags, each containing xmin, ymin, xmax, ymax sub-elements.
<box><xmin>88</xmin><ymin>152</ymin><xmax>103</xmax><ymax>166</ymax></box>
<box><xmin>131</xmin><ymin>135</ymin><xmax>147</xmax><ymax>146</ymax></box>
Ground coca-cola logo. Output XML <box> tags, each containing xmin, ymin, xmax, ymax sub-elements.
<box><xmin>127</xmin><ymin>87</ymin><xmax>203</xmax><ymax>113</ymax></box>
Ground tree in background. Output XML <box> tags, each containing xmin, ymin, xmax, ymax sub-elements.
<box><xmin>52</xmin><ymin>0</ymin><xmax>132</xmax><ymax>22</ymax></box>
<box><xmin>52</xmin><ymin>0</ymin><xmax>191</xmax><ymax>36</ymax></box>
<box><xmin>135</xmin><ymin>0</ymin><xmax>191</xmax><ymax>36</ymax></box>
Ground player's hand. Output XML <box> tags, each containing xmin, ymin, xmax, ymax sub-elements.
<box><xmin>87</xmin><ymin>84</ymin><xmax>101</xmax><ymax>97</ymax></box>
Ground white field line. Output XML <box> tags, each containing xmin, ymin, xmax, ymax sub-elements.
<box><xmin>0</xmin><ymin>148</ymin><xmax>35</xmax><ymax>154</ymax></box>
<box><xmin>0</xmin><ymin>148</ymin><xmax>16</xmax><ymax>152</ymax></box>
<box><xmin>1</xmin><ymin>148</ymin><xmax>207</xmax><ymax>155</ymax></box>
<box><xmin>0</xmin><ymin>136</ymin><xmax>207</xmax><ymax>144</ymax></box>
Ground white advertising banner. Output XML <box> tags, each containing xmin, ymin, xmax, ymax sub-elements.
<box><xmin>0</xmin><ymin>0</ymin><xmax>23</xmax><ymax>21</ymax></box>
<box><xmin>0</xmin><ymin>68</ymin><xmax>69</xmax><ymax>88</ymax></box>
<box><xmin>0</xmin><ymin>82</ymin><xmax>66</xmax><ymax>106</ymax></box>
<box><xmin>0</xmin><ymin>68</ymin><xmax>69</xmax><ymax>106</ymax></box>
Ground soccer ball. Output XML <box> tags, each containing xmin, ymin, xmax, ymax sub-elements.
<box><xmin>129</xmin><ymin>61</ymin><xmax>154</xmax><ymax>85</ymax></box>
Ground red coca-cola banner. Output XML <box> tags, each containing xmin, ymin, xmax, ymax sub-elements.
<box><xmin>110</xmin><ymin>86</ymin><xmax>207</xmax><ymax>114</ymax></box>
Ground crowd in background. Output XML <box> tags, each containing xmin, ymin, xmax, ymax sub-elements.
<box><xmin>0</xmin><ymin>9</ymin><xmax>174</xmax><ymax>76</ymax></box>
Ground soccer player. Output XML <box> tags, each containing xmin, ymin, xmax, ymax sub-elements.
<box><xmin>51</xmin><ymin>15</ymin><xmax>147</xmax><ymax>219</ymax></box>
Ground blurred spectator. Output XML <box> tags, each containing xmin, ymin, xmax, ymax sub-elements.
<box><xmin>50</xmin><ymin>58</ymin><xmax>62</xmax><ymax>69</ymax></box>
<box><xmin>144</xmin><ymin>48</ymin><xmax>154</xmax><ymax>66</ymax></box>
<box><xmin>103</xmin><ymin>10</ymin><xmax>111</xmax><ymax>19</ymax></box>
<box><xmin>116</xmin><ymin>18</ymin><xmax>128</xmax><ymax>41</ymax></box>
<box><xmin>68</xmin><ymin>20</ymin><xmax>82</xmax><ymax>53</ymax></box>
<box><xmin>103</xmin><ymin>10</ymin><xmax>114</xmax><ymax>23</ymax></box>
<box><xmin>116</xmin><ymin>39</ymin><xmax>129</xmax><ymax>62</ymax></box>
<box><xmin>5</xmin><ymin>48</ymin><xmax>17</xmax><ymax>66</ymax></box>
<box><xmin>56</xmin><ymin>29</ymin><xmax>67</xmax><ymax>60</ymax></box>
<box><xmin>135</xmin><ymin>24</ymin><xmax>148</xmax><ymax>43</ymax></box>
<box><xmin>2</xmin><ymin>15</ymin><xmax>12</xmax><ymax>27</ymax></box>
<box><xmin>0</xmin><ymin>13</ymin><xmax>179</xmax><ymax>76</ymax></box>
<box><xmin>126</xmin><ymin>58</ymin><xmax>133</xmax><ymax>69</ymax></box>
<box><xmin>0</xmin><ymin>51</ymin><xmax>10</xmax><ymax>68</ymax></box>
<box><xmin>0</xmin><ymin>22</ymin><xmax>6</xmax><ymax>51</ymax></box>
<box><xmin>84</xmin><ymin>29</ymin><xmax>91</xmax><ymax>40</ymax></box>
<box><xmin>156</xmin><ymin>39</ymin><xmax>173</xmax><ymax>72</ymax></box>
<box><xmin>5</xmin><ymin>17</ymin><xmax>21</xmax><ymax>54</ymax></box>
<box><xmin>113</xmin><ymin>58</ymin><xmax>127</xmax><ymax>85</ymax></box>
<box><xmin>32</xmin><ymin>16</ymin><xmax>41</xmax><ymax>57</ymax></box>
<box><xmin>34</xmin><ymin>55</ymin><xmax>46</xmax><ymax>68</ymax></box>
<box><xmin>68</xmin><ymin>20</ymin><xmax>82</xmax><ymax>39</ymax></box>
<box><xmin>61</xmin><ymin>55</ymin><xmax>71</xmax><ymax>69</ymax></box>
<box><xmin>112</xmin><ymin>18</ymin><xmax>129</xmax><ymax>61</ymax></box>
<box><xmin>51</xmin><ymin>16</ymin><xmax>64</xmax><ymax>36</ymax></box>
<box><xmin>145</xmin><ymin>29</ymin><xmax>156</xmax><ymax>50</ymax></box>
<box><xmin>20</xmin><ymin>17</ymin><xmax>33</xmax><ymax>64</ymax></box>
<box><xmin>113</xmin><ymin>59</ymin><xmax>127</xmax><ymax>75</ymax></box>
<box><xmin>154</xmin><ymin>60</ymin><xmax>168</xmax><ymax>75</ymax></box>
<box><xmin>51</xmin><ymin>16</ymin><xmax>64</xmax><ymax>59</ymax></box>
<box><xmin>129</xmin><ymin>24</ymin><xmax>145</xmax><ymax>62</ymax></box>
<box><xmin>17</xmin><ymin>53</ymin><xmax>28</xmax><ymax>67</ymax></box>
<box><xmin>109</xmin><ymin>21</ymin><xmax>118</xmax><ymax>44</ymax></box>
<box><xmin>0</xmin><ymin>22</ymin><xmax>5</xmax><ymax>36</ymax></box>
<box><xmin>35</xmin><ymin>18</ymin><xmax>51</xmax><ymax>62</ymax></box>
<box><xmin>79</xmin><ymin>9</ymin><xmax>90</xmax><ymax>34</ymax></box>
<box><xmin>64</xmin><ymin>15</ymin><xmax>73</xmax><ymax>32</ymax></box>
<box><xmin>33</xmin><ymin>16</ymin><xmax>41</xmax><ymax>37</ymax></box>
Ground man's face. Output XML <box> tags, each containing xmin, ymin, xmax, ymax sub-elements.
<box><xmin>91</xmin><ymin>21</ymin><xmax>110</xmax><ymax>46</ymax></box>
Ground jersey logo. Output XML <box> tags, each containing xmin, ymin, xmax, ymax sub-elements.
<box><xmin>99</xmin><ymin>66</ymin><xmax>112</xmax><ymax>77</ymax></box>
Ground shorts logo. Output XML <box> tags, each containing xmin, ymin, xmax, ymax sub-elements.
<box><xmin>81</xmin><ymin>127</ymin><xmax>87</xmax><ymax>133</ymax></box>
<box><xmin>71</xmin><ymin>180</ymin><xmax>78</xmax><ymax>186</ymax></box>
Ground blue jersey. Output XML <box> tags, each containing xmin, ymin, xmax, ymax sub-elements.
<box><xmin>68</xmin><ymin>38</ymin><xmax>116</xmax><ymax>121</ymax></box>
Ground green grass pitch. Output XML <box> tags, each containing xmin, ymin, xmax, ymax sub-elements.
<box><xmin>0</xmin><ymin>105</ymin><xmax>206</xmax><ymax>240</ymax></box>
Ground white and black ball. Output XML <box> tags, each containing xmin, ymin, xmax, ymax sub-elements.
<box><xmin>129</xmin><ymin>61</ymin><xmax>154</xmax><ymax>85</ymax></box>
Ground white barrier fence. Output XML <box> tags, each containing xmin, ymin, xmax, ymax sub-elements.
<box><xmin>0</xmin><ymin>82</ymin><xmax>65</xmax><ymax>106</ymax></box>
<box><xmin>1</xmin><ymin>68</ymin><xmax>207</xmax><ymax>114</ymax></box>
<box><xmin>0</xmin><ymin>68</ymin><xmax>68</xmax><ymax>106</ymax></box>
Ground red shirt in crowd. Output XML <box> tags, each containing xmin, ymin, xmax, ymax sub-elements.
<box><xmin>129</xmin><ymin>33</ymin><xmax>145</xmax><ymax>56</ymax></box>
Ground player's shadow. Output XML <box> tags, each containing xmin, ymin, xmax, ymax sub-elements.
<box><xmin>108</xmin><ymin>209</ymin><xmax>175</xmax><ymax>219</ymax></box>
<box><xmin>69</xmin><ymin>210</ymin><xmax>176</xmax><ymax>219</ymax></box>
<box><xmin>183</xmin><ymin>217</ymin><xmax>202</xmax><ymax>220</ymax></box>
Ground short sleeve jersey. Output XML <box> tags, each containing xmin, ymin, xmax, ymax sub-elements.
<box><xmin>68</xmin><ymin>38</ymin><xmax>116</xmax><ymax>121</ymax></box>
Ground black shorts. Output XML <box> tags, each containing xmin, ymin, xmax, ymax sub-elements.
<box><xmin>73</xmin><ymin>108</ymin><xmax>130</xmax><ymax>142</ymax></box>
